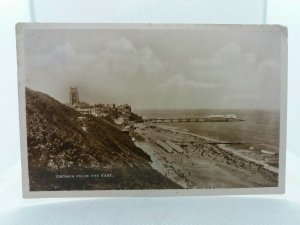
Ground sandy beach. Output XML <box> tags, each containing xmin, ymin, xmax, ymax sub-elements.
<box><xmin>133</xmin><ymin>123</ymin><xmax>278</xmax><ymax>189</ymax></box>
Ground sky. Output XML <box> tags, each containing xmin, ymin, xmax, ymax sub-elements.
<box><xmin>24</xmin><ymin>26</ymin><xmax>283</xmax><ymax>110</ymax></box>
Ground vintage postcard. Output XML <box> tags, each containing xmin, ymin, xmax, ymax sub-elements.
<box><xmin>16</xmin><ymin>23</ymin><xmax>287</xmax><ymax>198</ymax></box>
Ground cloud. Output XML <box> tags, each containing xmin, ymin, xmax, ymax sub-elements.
<box><xmin>25</xmin><ymin>31</ymin><xmax>281</xmax><ymax>110</ymax></box>
<box><xmin>26</xmin><ymin>37</ymin><xmax>165</xmax><ymax>105</ymax></box>
<box><xmin>187</xmin><ymin>43</ymin><xmax>280</xmax><ymax>109</ymax></box>
<box><xmin>84</xmin><ymin>38</ymin><xmax>164</xmax><ymax>82</ymax></box>
<box><xmin>156</xmin><ymin>74</ymin><xmax>217</xmax><ymax>91</ymax></box>
<box><xmin>107</xmin><ymin>37</ymin><xmax>136</xmax><ymax>52</ymax></box>
<box><xmin>192</xmin><ymin>43</ymin><xmax>256</xmax><ymax>69</ymax></box>
<box><xmin>258</xmin><ymin>59</ymin><xmax>280</xmax><ymax>74</ymax></box>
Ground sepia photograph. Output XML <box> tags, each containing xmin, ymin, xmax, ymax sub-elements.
<box><xmin>17</xmin><ymin>24</ymin><xmax>287</xmax><ymax>197</ymax></box>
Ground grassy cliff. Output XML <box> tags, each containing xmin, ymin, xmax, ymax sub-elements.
<box><xmin>25</xmin><ymin>88</ymin><xmax>180</xmax><ymax>191</ymax></box>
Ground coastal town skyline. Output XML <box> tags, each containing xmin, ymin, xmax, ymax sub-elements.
<box><xmin>24</xmin><ymin>28</ymin><xmax>281</xmax><ymax>110</ymax></box>
<box><xmin>59</xmin><ymin>85</ymin><xmax>279</xmax><ymax>112</ymax></box>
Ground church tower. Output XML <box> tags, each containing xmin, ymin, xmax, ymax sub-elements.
<box><xmin>69</xmin><ymin>87</ymin><xmax>79</xmax><ymax>106</ymax></box>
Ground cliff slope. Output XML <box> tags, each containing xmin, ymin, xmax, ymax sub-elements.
<box><xmin>26</xmin><ymin>88</ymin><xmax>180</xmax><ymax>191</ymax></box>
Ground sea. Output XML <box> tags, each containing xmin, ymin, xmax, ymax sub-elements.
<box><xmin>133</xmin><ymin>109</ymin><xmax>280</xmax><ymax>154</ymax></box>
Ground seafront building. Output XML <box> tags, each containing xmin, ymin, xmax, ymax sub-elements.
<box><xmin>207</xmin><ymin>114</ymin><xmax>238</xmax><ymax>121</ymax></box>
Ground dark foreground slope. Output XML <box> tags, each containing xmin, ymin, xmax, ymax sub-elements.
<box><xmin>26</xmin><ymin>88</ymin><xmax>180</xmax><ymax>191</ymax></box>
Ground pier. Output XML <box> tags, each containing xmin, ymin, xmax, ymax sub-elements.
<box><xmin>143</xmin><ymin>117</ymin><xmax>242</xmax><ymax>123</ymax></box>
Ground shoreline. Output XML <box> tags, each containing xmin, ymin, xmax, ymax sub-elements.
<box><xmin>133</xmin><ymin>122</ymin><xmax>278</xmax><ymax>189</ymax></box>
<box><xmin>155</xmin><ymin>123</ymin><xmax>279</xmax><ymax>173</ymax></box>
<box><xmin>217</xmin><ymin>144</ymin><xmax>279</xmax><ymax>174</ymax></box>
<box><xmin>134</xmin><ymin>141</ymin><xmax>187</xmax><ymax>188</ymax></box>
<box><xmin>157</xmin><ymin>124</ymin><xmax>222</xmax><ymax>143</ymax></box>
